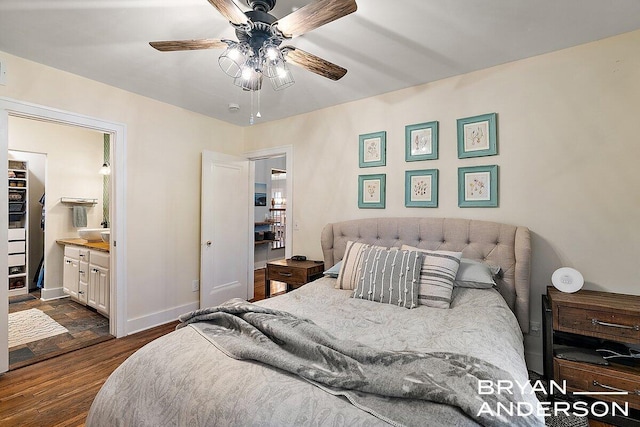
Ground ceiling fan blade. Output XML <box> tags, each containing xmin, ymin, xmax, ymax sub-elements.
<box><xmin>149</xmin><ymin>39</ymin><xmax>228</xmax><ymax>52</ymax></box>
<box><xmin>284</xmin><ymin>47</ymin><xmax>347</xmax><ymax>81</ymax></box>
<box><xmin>205</xmin><ymin>0</ymin><xmax>249</xmax><ymax>26</ymax></box>
<box><xmin>276</xmin><ymin>0</ymin><xmax>357</xmax><ymax>38</ymax></box>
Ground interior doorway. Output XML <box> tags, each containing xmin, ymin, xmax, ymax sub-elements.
<box><xmin>253</xmin><ymin>157</ymin><xmax>286</xmax><ymax>270</ymax></box>
<box><xmin>0</xmin><ymin>97</ymin><xmax>128</xmax><ymax>374</ymax></box>
<box><xmin>247</xmin><ymin>146</ymin><xmax>293</xmax><ymax>301</ymax></box>
<box><xmin>6</xmin><ymin>121</ymin><xmax>113</xmax><ymax>369</ymax></box>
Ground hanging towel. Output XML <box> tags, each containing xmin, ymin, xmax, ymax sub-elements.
<box><xmin>72</xmin><ymin>206</ymin><xmax>87</xmax><ymax>227</ymax></box>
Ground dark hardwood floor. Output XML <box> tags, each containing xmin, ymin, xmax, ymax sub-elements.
<box><xmin>0</xmin><ymin>321</ymin><xmax>177</xmax><ymax>427</ymax></box>
<box><xmin>0</xmin><ymin>269</ymin><xmax>278</xmax><ymax>426</ymax></box>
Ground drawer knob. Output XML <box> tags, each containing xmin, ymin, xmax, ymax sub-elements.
<box><xmin>591</xmin><ymin>318</ymin><xmax>640</xmax><ymax>331</ymax></box>
<box><xmin>278</xmin><ymin>272</ymin><xmax>293</xmax><ymax>277</ymax></box>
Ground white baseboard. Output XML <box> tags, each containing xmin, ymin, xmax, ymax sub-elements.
<box><xmin>40</xmin><ymin>286</ymin><xmax>67</xmax><ymax>301</ymax></box>
<box><xmin>126</xmin><ymin>301</ymin><xmax>199</xmax><ymax>336</ymax></box>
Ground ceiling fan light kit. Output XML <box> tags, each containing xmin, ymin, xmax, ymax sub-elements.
<box><xmin>150</xmin><ymin>0</ymin><xmax>357</xmax><ymax>123</ymax></box>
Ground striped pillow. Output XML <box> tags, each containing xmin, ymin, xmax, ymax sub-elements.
<box><xmin>335</xmin><ymin>241</ymin><xmax>386</xmax><ymax>290</ymax></box>
<box><xmin>351</xmin><ymin>247</ymin><xmax>423</xmax><ymax>309</ymax></box>
<box><xmin>401</xmin><ymin>245</ymin><xmax>462</xmax><ymax>308</ymax></box>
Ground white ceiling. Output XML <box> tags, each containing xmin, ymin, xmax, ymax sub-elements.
<box><xmin>1</xmin><ymin>0</ymin><xmax>640</xmax><ymax>127</ymax></box>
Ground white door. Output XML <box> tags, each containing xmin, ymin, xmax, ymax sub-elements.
<box><xmin>200</xmin><ymin>151</ymin><xmax>250</xmax><ymax>308</ymax></box>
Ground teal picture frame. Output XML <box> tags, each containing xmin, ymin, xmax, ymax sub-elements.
<box><xmin>405</xmin><ymin>121</ymin><xmax>438</xmax><ymax>161</ymax></box>
<box><xmin>457</xmin><ymin>113</ymin><xmax>497</xmax><ymax>159</ymax></box>
<box><xmin>358</xmin><ymin>174</ymin><xmax>386</xmax><ymax>209</ymax></box>
<box><xmin>405</xmin><ymin>169</ymin><xmax>438</xmax><ymax>208</ymax></box>
<box><xmin>359</xmin><ymin>131</ymin><xmax>386</xmax><ymax>168</ymax></box>
<box><xmin>458</xmin><ymin>165</ymin><xmax>498</xmax><ymax>207</ymax></box>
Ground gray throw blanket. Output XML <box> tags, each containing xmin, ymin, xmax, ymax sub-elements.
<box><xmin>178</xmin><ymin>299</ymin><xmax>541</xmax><ymax>427</ymax></box>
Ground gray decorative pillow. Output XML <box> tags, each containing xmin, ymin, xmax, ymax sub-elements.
<box><xmin>455</xmin><ymin>258</ymin><xmax>500</xmax><ymax>288</ymax></box>
<box><xmin>336</xmin><ymin>241</ymin><xmax>388</xmax><ymax>290</ymax></box>
<box><xmin>351</xmin><ymin>247</ymin><xmax>423</xmax><ymax>309</ymax></box>
<box><xmin>401</xmin><ymin>245</ymin><xmax>462</xmax><ymax>309</ymax></box>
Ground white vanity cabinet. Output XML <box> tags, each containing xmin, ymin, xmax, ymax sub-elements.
<box><xmin>78</xmin><ymin>249</ymin><xmax>89</xmax><ymax>305</ymax></box>
<box><xmin>61</xmin><ymin>245</ymin><xmax>109</xmax><ymax>318</ymax></box>
<box><xmin>88</xmin><ymin>250</ymin><xmax>110</xmax><ymax>317</ymax></box>
<box><xmin>62</xmin><ymin>246</ymin><xmax>80</xmax><ymax>299</ymax></box>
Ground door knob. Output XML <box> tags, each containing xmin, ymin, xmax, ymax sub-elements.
<box><xmin>205</xmin><ymin>240</ymin><xmax>212</xmax><ymax>247</ymax></box>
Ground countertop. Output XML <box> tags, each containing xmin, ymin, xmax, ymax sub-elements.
<box><xmin>56</xmin><ymin>238</ymin><xmax>110</xmax><ymax>253</ymax></box>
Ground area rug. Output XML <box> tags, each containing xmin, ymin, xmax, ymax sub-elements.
<box><xmin>8</xmin><ymin>308</ymin><xmax>69</xmax><ymax>348</ymax></box>
<box><xmin>529</xmin><ymin>370</ymin><xmax>589</xmax><ymax>427</ymax></box>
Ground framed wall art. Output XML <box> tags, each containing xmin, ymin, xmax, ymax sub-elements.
<box><xmin>358</xmin><ymin>173</ymin><xmax>386</xmax><ymax>209</ymax></box>
<box><xmin>458</xmin><ymin>165</ymin><xmax>498</xmax><ymax>207</ymax></box>
<box><xmin>405</xmin><ymin>121</ymin><xmax>438</xmax><ymax>161</ymax></box>
<box><xmin>405</xmin><ymin>169</ymin><xmax>438</xmax><ymax>208</ymax></box>
<box><xmin>254</xmin><ymin>183</ymin><xmax>267</xmax><ymax>206</ymax></box>
<box><xmin>359</xmin><ymin>131</ymin><xmax>386</xmax><ymax>168</ymax></box>
<box><xmin>457</xmin><ymin>113</ymin><xmax>497</xmax><ymax>158</ymax></box>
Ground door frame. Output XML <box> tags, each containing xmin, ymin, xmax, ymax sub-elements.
<box><xmin>0</xmin><ymin>97</ymin><xmax>127</xmax><ymax>373</ymax></box>
<box><xmin>245</xmin><ymin>145</ymin><xmax>294</xmax><ymax>296</ymax></box>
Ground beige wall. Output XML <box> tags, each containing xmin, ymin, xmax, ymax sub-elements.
<box><xmin>0</xmin><ymin>52</ymin><xmax>244</xmax><ymax>330</ymax></box>
<box><xmin>245</xmin><ymin>29</ymin><xmax>640</xmax><ymax>370</ymax></box>
<box><xmin>8</xmin><ymin>119</ymin><xmax>104</xmax><ymax>297</ymax></box>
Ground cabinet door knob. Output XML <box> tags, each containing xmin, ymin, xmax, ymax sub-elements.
<box><xmin>205</xmin><ymin>240</ymin><xmax>212</xmax><ymax>247</ymax></box>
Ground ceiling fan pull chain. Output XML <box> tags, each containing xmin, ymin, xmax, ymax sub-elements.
<box><xmin>256</xmin><ymin>90</ymin><xmax>262</xmax><ymax>118</ymax></box>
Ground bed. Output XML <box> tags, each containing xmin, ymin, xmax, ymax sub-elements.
<box><xmin>87</xmin><ymin>217</ymin><xmax>542</xmax><ymax>427</ymax></box>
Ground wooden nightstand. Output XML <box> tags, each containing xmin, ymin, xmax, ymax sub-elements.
<box><xmin>543</xmin><ymin>287</ymin><xmax>640</xmax><ymax>425</ymax></box>
<box><xmin>265</xmin><ymin>259</ymin><xmax>324</xmax><ymax>298</ymax></box>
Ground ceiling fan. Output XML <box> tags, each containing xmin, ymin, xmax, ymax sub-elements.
<box><xmin>150</xmin><ymin>0</ymin><xmax>357</xmax><ymax>92</ymax></box>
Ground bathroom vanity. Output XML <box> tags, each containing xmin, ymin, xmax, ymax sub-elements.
<box><xmin>57</xmin><ymin>238</ymin><xmax>110</xmax><ymax>318</ymax></box>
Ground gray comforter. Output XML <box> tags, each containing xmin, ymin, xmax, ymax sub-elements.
<box><xmin>87</xmin><ymin>278</ymin><xmax>543</xmax><ymax>426</ymax></box>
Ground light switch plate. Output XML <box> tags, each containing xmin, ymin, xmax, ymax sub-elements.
<box><xmin>529</xmin><ymin>321</ymin><xmax>541</xmax><ymax>337</ymax></box>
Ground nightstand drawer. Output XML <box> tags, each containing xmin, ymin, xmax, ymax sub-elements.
<box><xmin>555</xmin><ymin>358</ymin><xmax>640</xmax><ymax>410</ymax></box>
<box><xmin>557</xmin><ymin>306</ymin><xmax>640</xmax><ymax>343</ymax></box>
<box><xmin>267</xmin><ymin>264</ymin><xmax>308</xmax><ymax>284</ymax></box>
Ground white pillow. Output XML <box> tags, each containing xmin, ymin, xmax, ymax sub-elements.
<box><xmin>323</xmin><ymin>260</ymin><xmax>342</xmax><ymax>278</ymax></box>
<box><xmin>336</xmin><ymin>241</ymin><xmax>372</xmax><ymax>290</ymax></box>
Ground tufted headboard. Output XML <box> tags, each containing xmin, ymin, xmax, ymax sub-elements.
<box><xmin>321</xmin><ymin>217</ymin><xmax>531</xmax><ymax>333</ymax></box>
